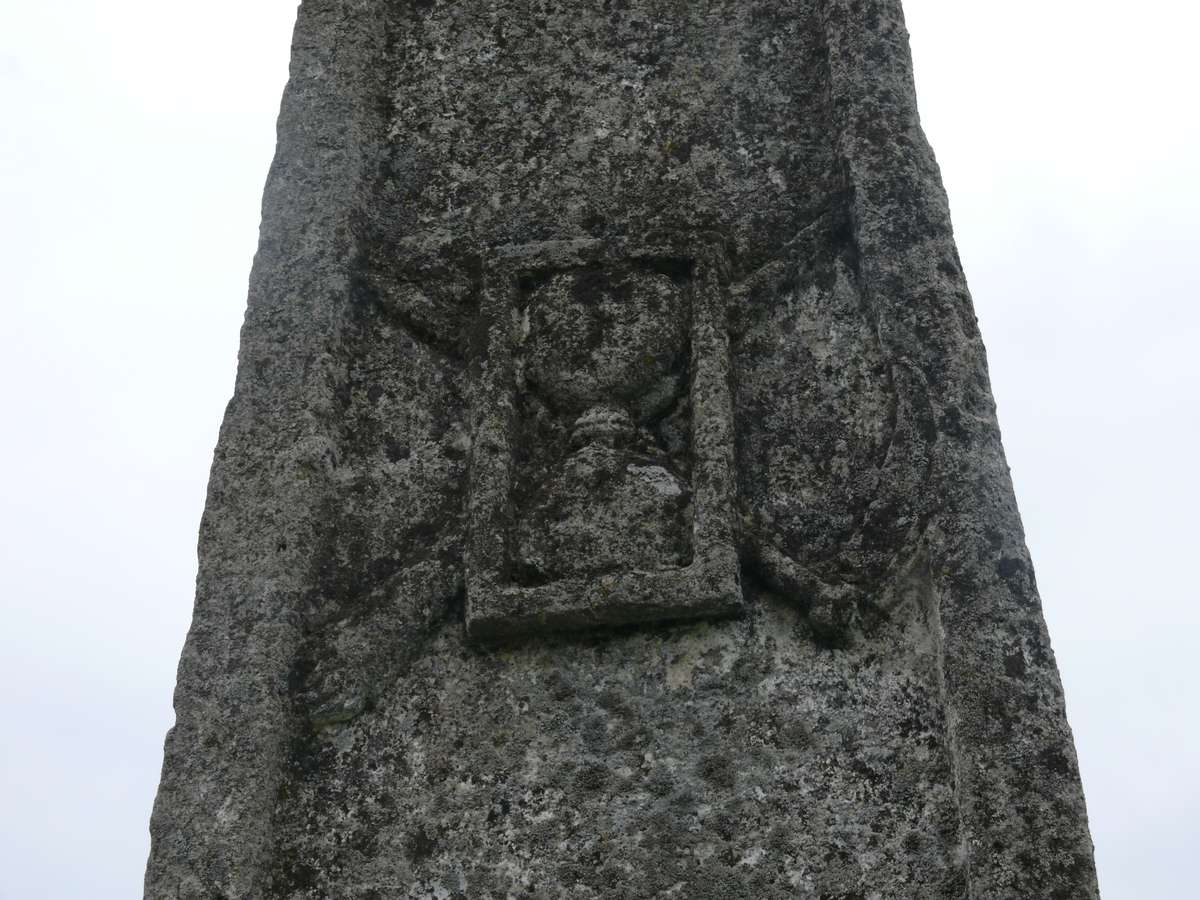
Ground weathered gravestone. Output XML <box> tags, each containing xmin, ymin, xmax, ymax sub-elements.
<box><xmin>146</xmin><ymin>1</ymin><xmax>1100</xmax><ymax>897</ymax></box>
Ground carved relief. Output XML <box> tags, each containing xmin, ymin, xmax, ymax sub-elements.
<box><xmin>466</xmin><ymin>236</ymin><xmax>742</xmax><ymax>640</ymax></box>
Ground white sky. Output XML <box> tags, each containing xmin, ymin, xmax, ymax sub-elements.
<box><xmin>0</xmin><ymin>2</ymin><xmax>1195</xmax><ymax>897</ymax></box>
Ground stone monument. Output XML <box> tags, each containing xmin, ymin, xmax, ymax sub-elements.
<box><xmin>147</xmin><ymin>1</ymin><xmax>1100</xmax><ymax>897</ymax></box>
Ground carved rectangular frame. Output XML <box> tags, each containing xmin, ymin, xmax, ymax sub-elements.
<box><xmin>465</xmin><ymin>235</ymin><xmax>742</xmax><ymax>641</ymax></box>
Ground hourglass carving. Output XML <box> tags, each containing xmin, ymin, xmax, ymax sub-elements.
<box><xmin>465</xmin><ymin>236</ymin><xmax>742</xmax><ymax>641</ymax></box>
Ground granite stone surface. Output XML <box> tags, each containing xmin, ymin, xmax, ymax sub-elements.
<box><xmin>146</xmin><ymin>1</ymin><xmax>1100</xmax><ymax>897</ymax></box>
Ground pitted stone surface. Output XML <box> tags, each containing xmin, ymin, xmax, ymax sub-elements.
<box><xmin>269</xmin><ymin>597</ymin><xmax>964</xmax><ymax>899</ymax></box>
<box><xmin>146</xmin><ymin>2</ymin><xmax>1099</xmax><ymax>898</ymax></box>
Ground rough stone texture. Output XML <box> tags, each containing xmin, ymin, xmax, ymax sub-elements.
<box><xmin>146</xmin><ymin>1</ymin><xmax>1100</xmax><ymax>897</ymax></box>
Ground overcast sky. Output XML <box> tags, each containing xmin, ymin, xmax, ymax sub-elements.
<box><xmin>1</xmin><ymin>2</ymin><xmax>1196</xmax><ymax>897</ymax></box>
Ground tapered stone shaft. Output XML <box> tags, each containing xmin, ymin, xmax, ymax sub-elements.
<box><xmin>147</xmin><ymin>3</ymin><xmax>1098</xmax><ymax>897</ymax></box>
